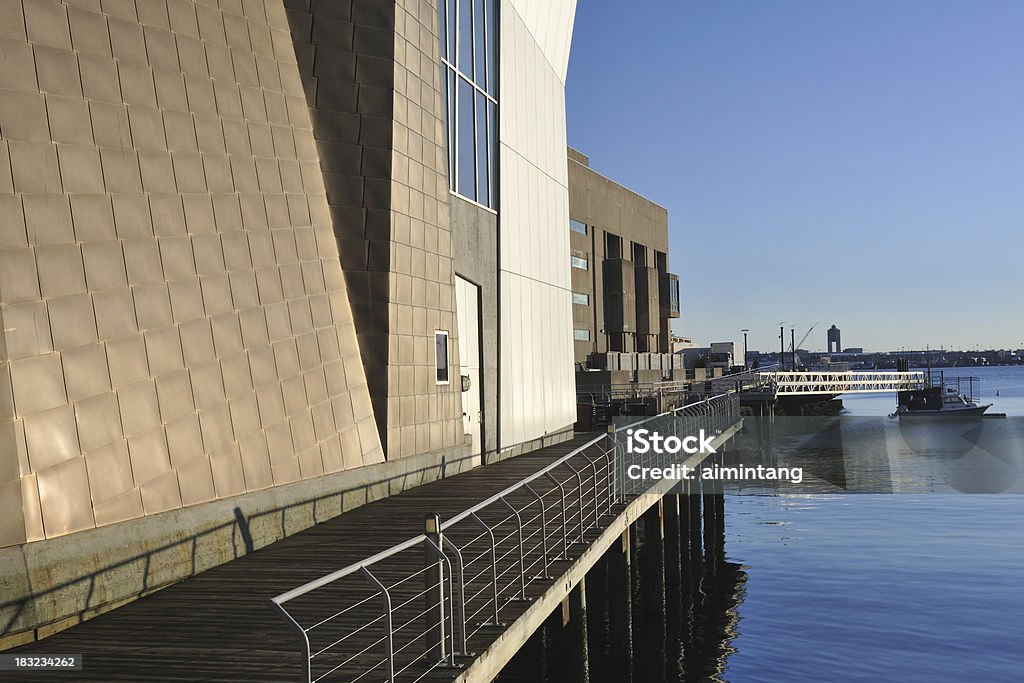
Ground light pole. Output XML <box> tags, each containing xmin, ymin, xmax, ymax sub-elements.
<box><xmin>741</xmin><ymin>329</ymin><xmax>749</xmax><ymax>369</ymax></box>
<box><xmin>779</xmin><ymin>322</ymin><xmax>787</xmax><ymax>370</ymax></box>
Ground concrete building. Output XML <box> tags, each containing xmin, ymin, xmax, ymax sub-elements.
<box><xmin>568</xmin><ymin>148</ymin><xmax>680</xmax><ymax>382</ymax></box>
<box><xmin>0</xmin><ymin>0</ymin><xmax>577</xmax><ymax>646</ymax></box>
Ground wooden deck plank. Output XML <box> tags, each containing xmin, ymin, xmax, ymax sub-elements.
<box><xmin>7</xmin><ymin>437</ymin><xmax>597</xmax><ymax>683</ymax></box>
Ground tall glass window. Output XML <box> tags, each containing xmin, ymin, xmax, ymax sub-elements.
<box><xmin>439</xmin><ymin>0</ymin><xmax>498</xmax><ymax>210</ymax></box>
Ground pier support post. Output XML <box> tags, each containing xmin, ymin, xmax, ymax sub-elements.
<box><xmin>636</xmin><ymin>504</ymin><xmax>666</xmax><ymax>683</ymax></box>
<box><xmin>686</xmin><ymin>475</ymin><xmax>702</xmax><ymax>566</ymax></box>
<box><xmin>607</xmin><ymin>526</ymin><xmax>634</xmax><ymax>683</ymax></box>
<box><xmin>702</xmin><ymin>454</ymin><xmax>721</xmax><ymax>573</ymax></box>
<box><xmin>586</xmin><ymin>552</ymin><xmax>610</xmax><ymax>680</ymax></box>
<box><xmin>663</xmin><ymin>493</ymin><xmax>684</xmax><ymax>681</ymax></box>
<box><xmin>545</xmin><ymin>577</ymin><xmax>589</xmax><ymax>683</ymax></box>
<box><xmin>702</xmin><ymin>453</ymin><xmax>726</xmax><ymax>572</ymax></box>
<box><xmin>498</xmin><ymin>618</ymin><xmax>548</xmax><ymax>681</ymax></box>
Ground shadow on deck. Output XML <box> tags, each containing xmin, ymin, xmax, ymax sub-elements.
<box><xmin>8</xmin><ymin>436</ymin><xmax>598</xmax><ymax>682</ymax></box>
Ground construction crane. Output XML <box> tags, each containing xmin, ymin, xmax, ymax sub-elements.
<box><xmin>793</xmin><ymin>322</ymin><xmax>818</xmax><ymax>353</ymax></box>
<box><xmin>786</xmin><ymin>325</ymin><xmax>819</xmax><ymax>370</ymax></box>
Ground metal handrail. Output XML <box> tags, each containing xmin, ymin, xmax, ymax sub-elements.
<box><xmin>271</xmin><ymin>392</ymin><xmax>740</xmax><ymax>682</ymax></box>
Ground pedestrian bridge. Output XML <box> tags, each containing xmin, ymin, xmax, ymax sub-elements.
<box><xmin>759</xmin><ymin>371</ymin><xmax>926</xmax><ymax>396</ymax></box>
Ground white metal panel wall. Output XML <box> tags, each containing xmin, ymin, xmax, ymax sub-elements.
<box><xmin>498</xmin><ymin>0</ymin><xmax>577</xmax><ymax>449</ymax></box>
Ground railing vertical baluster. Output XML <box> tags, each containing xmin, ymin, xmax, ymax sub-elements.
<box><xmin>582</xmin><ymin>452</ymin><xmax>600</xmax><ymax>529</ymax></box>
<box><xmin>424</xmin><ymin>517</ymin><xmax>458</xmax><ymax>667</ymax></box>
<box><xmin>269</xmin><ymin>602</ymin><xmax>310</xmax><ymax>683</ymax></box>
<box><xmin>360</xmin><ymin>567</ymin><xmax>393</xmax><ymax>682</ymax></box>
<box><xmin>602</xmin><ymin>440</ymin><xmax>615</xmax><ymax>514</ymax></box>
<box><xmin>524</xmin><ymin>483</ymin><xmax>551</xmax><ymax>579</ymax></box>
<box><xmin>498</xmin><ymin>496</ymin><xmax>528</xmax><ymax>600</ymax></box>
<box><xmin>544</xmin><ymin>472</ymin><xmax>570</xmax><ymax>560</ymax></box>
<box><xmin>565</xmin><ymin>462</ymin><xmax>586</xmax><ymax>542</ymax></box>
<box><xmin>268</xmin><ymin>397</ymin><xmax>748</xmax><ymax>683</ymax></box>
<box><xmin>469</xmin><ymin>513</ymin><xmax>503</xmax><ymax>626</ymax></box>
<box><xmin>441</xmin><ymin>538</ymin><xmax>470</xmax><ymax>656</ymax></box>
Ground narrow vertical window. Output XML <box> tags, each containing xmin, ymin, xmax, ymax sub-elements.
<box><xmin>448</xmin><ymin>69</ymin><xmax>457</xmax><ymax>183</ymax></box>
<box><xmin>441</xmin><ymin>0</ymin><xmax>498</xmax><ymax>209</ymax></box>
<box><xmin>473</xmin><ymin>0</ymin><xmax>486</xmax><ymax>84</ymax></box>
<box><xmin>457</xmin><ymin>78</ymin><xmax>476</xmax><ymax>200</ymax></box>
<box><xmin>439</xmin><ymin>0</ymin><xmax>448</xmax><ymax>61</ymax></box>
<box><xmin>448</xmin><ymin>0</ymin><xmax>457</xmax><ymax>57</ymax></box>
<box><xmin>476</xmin><ymin>90</ymin><xmax>489</xmax><ymax>206</ymax></box>
<box><xmin>487</xmin><ymin>100</ymin><xmax>496</xmax><ymax>204</ymax></box>
<box><xmin>458</xmin><ymin>0</ymin><xmax>473</xmax><ymax>75</ymax></box>
<box><xmin>485</xmin><ymin>0</ymin><xmax>496</xmax><ymax>96</ymax></box>
<box><xmin>435</xmin><ymin>331</ymin><xmax>450</xmax><ymax>384</ymax></box>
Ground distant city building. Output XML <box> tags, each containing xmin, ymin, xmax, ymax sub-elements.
<box><xmin>827</xmin><ymin>325</ymin><xmax>842</xmax><ymax>354</ymax></box>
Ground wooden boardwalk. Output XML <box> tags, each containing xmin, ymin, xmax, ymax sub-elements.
<box><xmin>8</xmin><ymin>436</ymin><xmax>599</xmax><ymax>683</ymax></box>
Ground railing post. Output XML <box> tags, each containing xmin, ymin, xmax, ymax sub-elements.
<box><xmin>581</xmin><ymin>451</ymin><xmax>601</xmax><ymax>529</ymax></box>
<box><xmin>497</xmin><ymin>496</ymin><xmax>529</xmax><ymax>601</ymax></box>
<box><xmin>360</xmin><ymin>567</ymin><xmax>394</xmax><ymax>682</ymax></box>
<box><xmin>524</xmin><ymin>483</ymin><xmax>551</xmax><ymax>579</ymax></box>
<box><xmin>469</xmin><ymin>513</ymin><xmax>505</xmax><ymax>626</ymax></box>
<box><xmin>602</xmin><ymin>435</ymin><xmax>616</xmax><ymax>514</ymax></box>
<box><xmin>440</xmin><ymin>537</ymin><xmax>471</xmax><ymax>657</ymax></box>
<box><xmin>269</xmin><ymin>602</ymin><xmax>311</xmax><ymax>683</ymax></box>
<box><xmin>544</xmin><ymin>471</ymin><xmax>571</xmax><ymax>560</ymax></box>
<box><xmin>423</xmin><ymin>514</ymin><xmax>451</xmax><ymax>666</ymax></box>
<box><xmin>565</xmin><ymin>462</ymin><xmax>586</xmax><ymax>543</ymax></box>
<box><xmin>602</xmin><ymin>428</ymin><xmax>618</xmax><ymax>501</ymax></box>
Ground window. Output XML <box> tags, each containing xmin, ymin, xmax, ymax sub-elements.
<box><xmin>570</xmin><ymin>219</ymin><xmax>587</xmax><ymax>235</ymax></box>
<box><xmin>435</xmin><ymin>331</ymin><xmax>450</xmax><ymax>384</ymax></box>
<box><xmin>571</xmin><ymin>255</ymin><xmax>588</xmax><ymax>270</ymax></box>
<box><xmin>669</xmin><ymin>278</ymin><xmax>680</xmax><ymax>314</ymax></box>
<box><xmin>605</xmin><ymin>233</ymin><xmax>622</xmax><ymax>259</ymax></box>
<box><xmin>632</xmin><ymin>242</ymin><xmax>647</xmax><ymax>267</ymax></box>
<box><xmin>572</xmin><ymin>292</ymin><xmax>589</xmax><ymax>305</ymax></box>
<box><xmin>440</xmin><ymin>0</ymin><xmax>498</xmax><ymax>210</ymax></box>
<box><xmin>574</xmin><ymin>329</ymin><xmax>591</xmax><ymax>341</ymax></box>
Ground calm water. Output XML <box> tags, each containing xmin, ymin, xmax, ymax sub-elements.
<box><xmin>720</xmin><ymin>366</ymin><xmax>1024</xmax><ymax>681</ymax></box>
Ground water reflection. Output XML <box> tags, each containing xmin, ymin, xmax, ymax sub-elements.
<box><xmin>730</xmin><ymin>416</ymin><xmax>1024</xmax><ymax>494</ymax></box>
<box><xmin>498</xmin><ymin>490</ymin><xmax>749</xmax><ymax>683</ymax></box>
<box><xmin>498</xmin><ymin>415</ymin><xmax>1024</xmax><ymax>682</ymax></box>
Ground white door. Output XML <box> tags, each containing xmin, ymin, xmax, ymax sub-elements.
<box><xmin>455</xmin><ymin>276</ymin><xmax>482</xmax><ymax>463</ymax></box>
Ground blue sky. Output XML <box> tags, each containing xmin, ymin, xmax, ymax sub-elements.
<box><xmin>565</xmin><ymin>0</ymin><xmax>1024</xmax><ymax>353</ymax></box>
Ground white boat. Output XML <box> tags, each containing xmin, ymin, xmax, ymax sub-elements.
<box><xmin>889</xmin><ymin>385</ymin><xmax>991</xmax><ymax>420</ymax></box>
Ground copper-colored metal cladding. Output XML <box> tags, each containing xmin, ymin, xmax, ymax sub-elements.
<box><xmin>0</xmin><ymin>1</ymin><xmax>386</xmax><ymax>547</ymax></box>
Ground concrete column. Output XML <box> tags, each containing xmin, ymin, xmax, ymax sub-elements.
<box><xmin>606</xmin><ymin>527</ymin><xmax>634</xmax><ymax>683</ymax></box>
